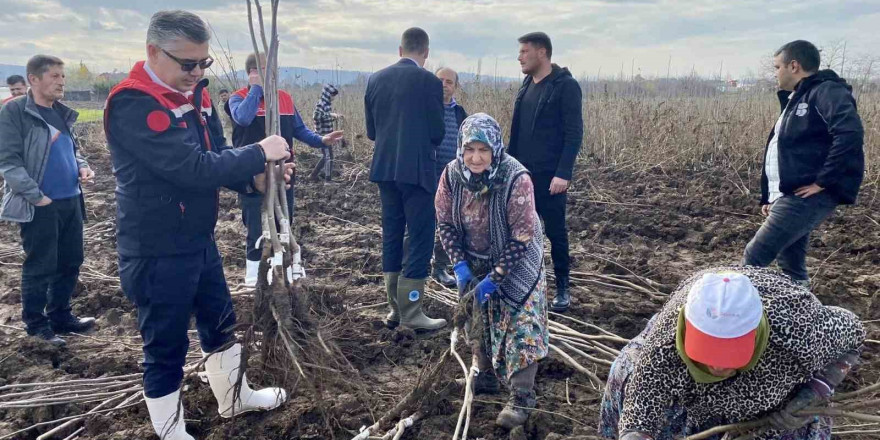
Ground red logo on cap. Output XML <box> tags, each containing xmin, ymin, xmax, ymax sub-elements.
<box><xmin>723</xmin><ymin>278</ymin><xmax>730</xmax><ymax>283</ymax></box>
<box><xmin>146</xmin><ymin>110</ymin><xmax>171</xmax><ymax>133</ymax></box>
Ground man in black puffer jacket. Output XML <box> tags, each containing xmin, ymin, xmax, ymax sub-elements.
<box><xmin>744</xmin><ymin>40</ymin><xmax>864</xmax><ymax>286</ymax></box>
<box><xmin>508</xmin><ymin>32</ymin><xmax>583</xmax><ymax>313</ymax></box>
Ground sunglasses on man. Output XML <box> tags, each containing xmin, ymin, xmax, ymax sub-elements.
<box><xmin>162</xmin><ymin>48</ymin><xmax>214</xmax><ymax>72</ymax></box>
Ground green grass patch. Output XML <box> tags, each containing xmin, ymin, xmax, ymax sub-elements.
<box><xmin>76</xmin><ymin>109</ymin><xmax>103</xmax><ymax>123</ymax></box>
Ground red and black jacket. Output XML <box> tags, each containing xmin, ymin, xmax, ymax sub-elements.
<box><xmin>105</xmin><ymin>61</ymin><xmax>266</xmax><ymax>257</ymax></box>
<box><xmin>229</xmin><ymin>86</ymin><xmax>296</xmax><ymax>150</ymax></box>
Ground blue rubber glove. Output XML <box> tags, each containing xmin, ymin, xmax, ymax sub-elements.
<box><xmin>453</xmin><ymin>261</ymin><xmax>473</xmax><ymax>295</ymax></box>
<box><xmin>473</xmin><ymin>275</ymin><xmax>498</xmax><ymax>304</ymax></box>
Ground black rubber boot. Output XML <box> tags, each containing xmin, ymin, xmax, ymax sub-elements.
<box><xmin>432</xmin><ymin>267</ymin><xmax>456</xmax><ymax>287</ymax></box>
<box><xmin>550</xmin><ymin>274</ymin><xmax>571</xmax><ymax>312</ymax></box>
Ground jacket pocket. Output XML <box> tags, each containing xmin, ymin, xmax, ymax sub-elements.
<box><xmin>137</xmin><ymin>194</ymin><xmax>183</xmax><ymax>245</ymax></box>
<box><xmin>118</xmin><ymin>256</ymin><xmax>158</xmax><ymax>307</ymax></box>
<box><xmin>175</xmin><ymin>193</ymin><xmax>217</xmax><ymax>246</ymax></box>
<box><xmin>0</xmin><ymin>190</ymin><xmax>34</xmax><ymax>222</ymax></box>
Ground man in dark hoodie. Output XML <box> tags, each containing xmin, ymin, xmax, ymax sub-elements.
<box><xmin>508</xmin><ymin>32</ymin><xmax>583</xmax><ymax>313</ymax></box>
<box><xmin>743</xmin><ymin>40</ymin><xmax>864</xmax><ymax>287</ymax></box>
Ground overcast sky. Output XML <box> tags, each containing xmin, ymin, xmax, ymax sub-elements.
<box><xmin>0</xmin><ymin>0</ymin><xmax>877</xmax><ymax>79</ymax></box>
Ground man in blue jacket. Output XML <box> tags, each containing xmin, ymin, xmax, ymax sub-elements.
<box><xmin>744</xmin><ymin>40</ymin><xmax>864</xmax><ymax>287</ymax></box>
<box><xmin>229</xmin><ymin>52</ymin><xmax>343</xmax><ymax>287</ymax></box>
<box><xmin>508</xmin><ymin>32</ymin><xmax>583</xmax><ymax>313</ymax></box>
<box><xmin>105</xmin><ymin>11</ymin><xmax>293</xmax><ymax>440</ymax></box>
<box><xmin>366</xmin><ymin>27</ymin><xmax>447</xmax><ymax>332</ymax></box>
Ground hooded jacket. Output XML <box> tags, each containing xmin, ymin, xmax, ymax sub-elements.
<box><xmin>313</xmin><ymin>83</ymin><xmax>338</xmax><ymax>136</ymax></box>
<box><xmin>760</xmin><ymin>70</ymin><xmax>864</xmax><ymax>205</ymax></box>
<box><xmin>508</xmin><ymin>64</ymin><xmax>584</xmax><ymax>180</ymax></box>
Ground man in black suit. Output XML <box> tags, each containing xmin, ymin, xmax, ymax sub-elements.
<box><xmin>365</xmin><ymin>27</ymin><xmax>446</xmax><ymax>331</ymax></box>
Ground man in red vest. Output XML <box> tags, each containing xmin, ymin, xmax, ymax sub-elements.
<box><xmin>228</xmin><ymin>52</ymin><xmax>342</xmax><ymax>287</ymax></box>
<box><xmin>104</xmin><ymin>10</ymin><xmax>292</xmax><ymax>440</ymax></box>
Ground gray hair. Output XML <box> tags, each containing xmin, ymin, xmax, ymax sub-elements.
<box><xmin>146</xmin><ymin>10</ymin><xmax>210</xmax><ymax>47</ymax></box>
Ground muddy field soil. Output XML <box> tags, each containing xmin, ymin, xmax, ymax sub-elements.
<box><xmin>0</xmin><ymin>125</ymin><xmax>877</xmax><ymax>440</ymax></box>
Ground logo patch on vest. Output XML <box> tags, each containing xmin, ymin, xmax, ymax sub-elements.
<box><xmin>146</xmin><ymin>110</ymin><xmax>171</xmax><ymax>132</ymax></box>
<box><xmin>795</xmin><ymin>103</ymin><xmax>808</xmax><ymax>117</ymax></box>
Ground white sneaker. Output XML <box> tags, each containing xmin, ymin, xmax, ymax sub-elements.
<box><xmin>244</xmin><ymin>259</ymin><xmax>259</xmax><ymax>287</ymax></box>
<box><xmin>144</xmin><ymin>389</ymin><xmax>194</xmax><ymax>440</ymax></box>
<box><xmin>202</xmin><ymin>343</ymin><xmax>288</xmax><ymax>418</ymax></box>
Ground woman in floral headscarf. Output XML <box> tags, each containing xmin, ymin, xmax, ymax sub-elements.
<box><xmin>435</xmin><ymin>113</ymin><xmax>549</xmax><ymax>428</ymax></box>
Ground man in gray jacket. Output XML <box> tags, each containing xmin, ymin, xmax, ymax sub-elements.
<box><xmin>0</xmin><ymin>55</ymin><xmax>96</xmax><ymax>346</ymax></box>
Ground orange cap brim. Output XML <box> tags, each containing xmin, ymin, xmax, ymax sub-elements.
<box><xmin>684</xmin><ymin>319</ymin><xmax>756</xmax><ymax>369</ymax></box>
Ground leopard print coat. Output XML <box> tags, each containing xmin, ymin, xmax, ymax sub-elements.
<box><xmin>619</xmin><ymin>266</ymin><xmax>865</xmax><ymax>439</ymax></box>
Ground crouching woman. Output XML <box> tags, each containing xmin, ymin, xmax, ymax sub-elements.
<box><xmin>435</xmin><ymin>113</ymin><xmax>549</xmax><ymax>428</ymax></box>
<box><xmin>600</xmin><ymin>266</ymin><xmax>865</xmax><ymax>440</ymax></box>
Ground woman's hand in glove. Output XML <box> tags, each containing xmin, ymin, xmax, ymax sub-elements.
<box><xmin>470</xmin><ymin>275</ymin><xmax>498</xmax><ymax>304</ymax></box>
<box><xmin>453</xmin><ymin>261</ymin><xmax>474</xmax><ymax>297</ymax></box>
<box><xmin>769</xmin><ymin>383</ymin><xmax>826</xmax><ymax>431</ymax></box>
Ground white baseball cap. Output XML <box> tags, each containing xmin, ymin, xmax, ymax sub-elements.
<box><xmin>684</xmin><ymin>272</ymin><xmax>763</xmax><ymax>369</ymax></box>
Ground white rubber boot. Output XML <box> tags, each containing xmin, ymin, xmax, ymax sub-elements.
<box><xmin>203</xmin><ymin>344</ymin><xmax>288</xmax><ymax>418</ymax></box>
<box><xmin>244</xmin><ymin>259</ymin><xmax>259</xmax><ymax>288</ymax></box>
<box><xmin>143</xmin><ymin>389</ymin><xmax>194</xmax><ymax>440</ymax></box>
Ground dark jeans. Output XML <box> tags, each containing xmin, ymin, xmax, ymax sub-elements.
<box><xmin>240</xmin><ymin>186</ymin><xmax>295</xmax><ymax>262</ymax></box>
<box><xmin>532</xmin><ymin>172</ymin><xmax>570</xmax><ymax>278</ymax></box>
<box><xmin>19</xmin><ymin>197</ymin><xmax>84</xmax><ymax>334</ymax></box>
<box><xmin>119</xmin><ymin>241</ymin><xmax>236</xmax><ymax>398</ymax></box>
<box><xmin>403</xmin><ymin>231</ymin><xmax>452</xmax><ymax>273</ymax></box>
<box><xmin>309</xmin><ymin>145</ymin><xmax>334</xmax><ymax>181</ymax></box>
<box><xmin>743</xmin><ymin>192</ymin><xmax>838</xmax><ymax>282</ymax></box>
<box><xmin>377</xmin><ymin>182</ymin><xmax>436</xmax><ymax>279</ymax></box>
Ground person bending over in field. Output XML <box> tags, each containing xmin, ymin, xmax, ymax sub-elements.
<box><xmin>436</xmin><ymin>113</ymin><xmax>549</xmax><ymax>429</ymax></box>
<box><xmin>743</xmin><ymin>40</ymin><xmax>864</xmax><ymax>286</ymax></box>
<box><xmin>105</xmin><ymin>10</ymin><xmax>293</xmax><ymax>439</ymax></box>
<box><xmin>600</xmin><ymin>266</ymin><xmax>865</xmax><ymax>440</ymax></box>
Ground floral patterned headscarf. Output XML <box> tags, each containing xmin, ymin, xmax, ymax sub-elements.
<box><xmin>453</xmin><ymin>113</ymin><xmax>507</xmax><ymax>195</ymax></box>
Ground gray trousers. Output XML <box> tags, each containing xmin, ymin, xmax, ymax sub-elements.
<box><xmin>743</xmin><ymin>192</ymin><xmax>837</xmax><ymax>282</ymax></box>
